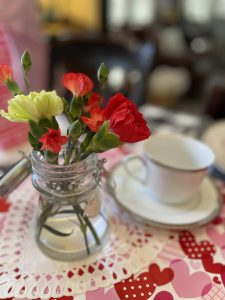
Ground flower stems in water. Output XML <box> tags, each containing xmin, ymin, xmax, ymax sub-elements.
<box><xmin>76</xmin><ymin>204</ymin><xmax>101</xmax><ymax>246</ymax></box>
<box><xmin>73</xmin><ymin>203</ymin><xmax>101</xmax><ymax>254</ymax></box>
<box><xmin>74</xmin><ymin>206</ymin><xmax>90</xmax><ymax>255</ymax></box>
<box><xmin>37</xmin><ymin>197</ymin><xmax>101</xmax><ymax>256</ymax></box>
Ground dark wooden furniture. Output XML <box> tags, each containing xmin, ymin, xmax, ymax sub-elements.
<box><xmin>48</xmin><ymin>35</ymin><xmax>155</xmax><ymax>106</ymax></box>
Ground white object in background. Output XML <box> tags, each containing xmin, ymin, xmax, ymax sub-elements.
<box><xmin>148</xmin><ymin>65</ymin><xmax>191</xmax><ymax>98</ymax></box>
<box><xmin>202</xmin><ymin>120</ymin><xmax>225</xmax><ymax>174</ymax></box>
<box><xmin>128</xmin><ymin>0</ymin><xmax>155</xmax><ymax>28</ymax></box>
<box><xmin>124</xmin><ymin>134</ymin><xmax>215</xmax><ymax>205</ymax></box>
<box><xmin>213</xmin><ymin>0</ymin><xmax>225</xmax><ymax>19</ymax></box>
<box><xmin>107</xmin><ymin>0</ymin><xmax>129</xmax><ymax>29</ymax></box>
<box><xmin>182</xmin><ymin>0</ymin><xmax>214</xmax><ymax>24</ymax></box>
<box><xmin>158</xmin><ymin>27</ymin><xmax>187</xmax><ymax>58</ymax></box>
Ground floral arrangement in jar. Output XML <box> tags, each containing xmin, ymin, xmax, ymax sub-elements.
<box><xmin>0</xmin><ymin>51</ymin><xmax>151</xmax><ymax>260</ymax></box>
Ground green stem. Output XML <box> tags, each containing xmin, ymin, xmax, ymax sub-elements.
<box><xmin>77</xmin><ymin>204</ymin><xmax>101</xmax><ymax>246</ymax></box>
<box><xmin>73</xmin><ymin>206</ymin><xmax>90</xmax><ymax>255</ymax></box>
<box><xmin>36</xmin><ymin>201</ymin><xmax>54</xmax><ymax>240</ymax></box>
<box><xmin>24</xmin><ymin>73</ymin><xmax>29</xmax><ymax>91</ymax></box>
<box><xmin>80</xmin><ymin>148</ymin><xmax>93</xmax><ymax>161</ymax></box>
<box><xmin>37</xmin><ymin>204</ymin><xmax>74</xmax><ymax>238</ymax></box>
<box><xmin>64</xmin><ymin>141</ymin><xmax>74</xmax><ymax>165</ymax></box>
<box><xmin>44</xmin><ymin>151</ymin><xmax>58</xmax><ymax>164</ymax></box>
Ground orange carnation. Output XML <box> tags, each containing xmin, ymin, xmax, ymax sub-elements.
<box><xmin>0</xmin><ymin>64</ymin><xmax>13</xmax><ymax>83</ymax></box>
<box><xmin>62</xmin><ymin>73</ymin><xmax>93</xmax><ymax>96</ymax></box>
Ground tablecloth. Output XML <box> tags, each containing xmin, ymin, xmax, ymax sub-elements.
<box><xmin>1</xmin><ymin>147</ymin><xmax>225</xmax><ymax>300</ymax></box>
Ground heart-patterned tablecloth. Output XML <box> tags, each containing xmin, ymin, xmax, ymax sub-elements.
<box><xmin>1</xmin><ymin>147</ymin><xmax>225</xmax><ymax>300</ymax></box>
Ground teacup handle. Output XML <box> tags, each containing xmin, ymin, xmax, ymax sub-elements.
<box><xmin>122</xmin><ymin>155</ymin><xmax>150</xmax><ymax>185</ymax></box>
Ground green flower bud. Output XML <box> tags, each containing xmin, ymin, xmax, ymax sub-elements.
<box><xmin>21</xmin><ymin>50</ymin><xmax>31</xmax><ymax>73</ymax></box>
<box><xmin>97</xmin><ymin>63</ymin><xmax>108</xmax><ymax>87</ymax></box>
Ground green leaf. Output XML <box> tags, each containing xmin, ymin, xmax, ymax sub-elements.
<box><xmin>97</xmin><ymin>63</ymin><xmax>108</xmax><ymax>86</ymax></box>
<box><xmin>62</xmin><ymin>97</ymin><xmax>73</xmax><ymax>123</ymax></box>
<box><xmin>28</xmin><ymin>132</ymin><xmax>41</xmax><ymax>150</ymax></box>
<box><xmin>93</xmin><ymin>132</ymin><xmax>121</xmax><ymax>152</ymax></box>
<box><xmin>70</xmin><ymin>96</ymin><xmax>83</xmax><ymax>117</ymax></box>
<box><xmin>43</xmin><ymin>224</ymin><xmax>73</xmax><ymax>237</ymax></box>
<box><xmin>52</xmin><ymin>116</ymin><xmax>59</xmax><ymax>130</ymax></box>
<box><xmin>89</xmin><ymin>121</ymin><xmax>121</xmax><ymax>152</ymax></box>
<box><xmin>29</xmin><ymin>120</ymin><xmax>43</xmax><ymax>139</ymax></box>
<box><xmin>94</xmin><ymin>120</ymin><xmax>108</xmax><ymax>140</ymax></box>
<box><xmin>28</xmin><ymin>131</ymin><xmax>36</xmax><ymax>144</ymax></box>
<box><xmin>38</xmin><ymin>118</ymin><xmax>52</xmax><ymax>134</ymax></box>
<box><xmin>6</xmin><ymin>79</ymin><xmax>22</xmax><ymax>95</ymax></box>
<box><xmin>69</xmin><ymin>120</ymin><xmax>82</xmax><ymax>140</ymax></box>
<box><xmin>80</xmin><ymin>131</ymin><xmax>94</xmax><ymax>152</ymax></box>
<box><xmin>21</xmin><ymin>50</ymin><xmax>32</xmax><ymax>73</ymax></box>
<box><xmin>51</xmin><ymin>210</ymin><xmax>75</xmax><ymax>215</ymax></box>
<box><xmin>62</xmin><ymin>97</ymin><xmax>70</xmax><ymax>112</ymax></box>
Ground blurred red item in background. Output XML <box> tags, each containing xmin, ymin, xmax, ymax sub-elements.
<box><xmin>0</xmin><ymin>23</ymin><xmax>28</xmax><ymax>150</ymax></box>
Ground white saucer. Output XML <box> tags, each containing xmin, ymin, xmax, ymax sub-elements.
<box><xmin>202</xmin><ymin>120</ymin><xmax>225</xmax><ymax>174</ymax></box>
<box><xmin>107</xmin><ymin>161</ymin><xmax>222</xmax><ymax>229</ymax></box>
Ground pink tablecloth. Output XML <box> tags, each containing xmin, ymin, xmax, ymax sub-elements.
<box><xmin>1</xmin><ymin>148</ymin><xmax>225</xmax><ymax>300</ymax></box>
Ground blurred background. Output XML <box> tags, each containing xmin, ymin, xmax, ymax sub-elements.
<box><xmin>1</xmin><ymin>0</ymin><xmax>225</xmax><ymax>166</ymax></box>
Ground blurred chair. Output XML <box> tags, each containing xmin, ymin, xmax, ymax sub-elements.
<box><xmin>48</xmin><ymin>35</ymin><xmax>155</xmax><ymax>106</ymax></box>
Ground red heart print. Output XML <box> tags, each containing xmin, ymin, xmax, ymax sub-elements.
<box><xmin>202</xmin><ymin>254</ymin><xmax>225</xmax><ymax>274</ymax></box>
<box><xmin>148</xmin><ymin>264</ymin><xmax>174</xmax><ymax>286</ymax></box>
<box><xmin>154</xmin><ymin>291</ymin><xmax>174</xmax><ymax>300</ymax></box>
<box><xmin>179</xmin><ymin>231</ymin><xmax>215</xmax><ymax>259</ymax></box>
<box><xmin>115</xmin><ymin>273</ymin><xmax>156</xmax><ymax>300</ymax></box>
<box><xmin>49</xmin><ymin>297</ymin><xmax>73</xmax><ymax>300</ymax></box>
<box><xmin>212</xmin><ymin>217</ymin><xmax>223</xmax><ymax>225</ymax></box>
<box><xmin>0</xmin><ymin>198</ymin><xmax>10</xmax><ymax>212</ymax></box>
<box><xmin>221</xmin><ymin>271</ymin><xmax>225</xmax><ymax>287</ymax></box>
<box><xmin>213</xmin><ymin>276</ymin><xmax>221</xmax><ymax>284</ymax></box>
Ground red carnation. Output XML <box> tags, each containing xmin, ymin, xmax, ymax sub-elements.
<box><xmin>81</xmin><ymin>107</ymin><xmax>106</xmax><ymax>132</ymax></box>
<box><xmin>62</xmin><ymin>72</ymin><xmax>94</xmax><ymax>96</ymax></box>
<box><xmin>103</xmin><ymin>93</ymin><xmax>151</xmax><ymax>143</ymax></box>
<box><xmin>84</xmin><ymin>93</ymin><xmax>102</xmax><ymax>112</ymax></box>
<box><xmin>39</xmin><ymin>128</ymin><xmax>68</xmax><ymax>153</ymax></box>
<box><xmin>0</xmin><ymin>64</ymin><xmax>13</xmax><ymax>83</ymax></box>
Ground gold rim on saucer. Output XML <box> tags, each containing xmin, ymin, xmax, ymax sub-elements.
<box><xmin>106</xmin><ymin>161</ymin><xmax>223</xmax><ymax>230</ymax></box>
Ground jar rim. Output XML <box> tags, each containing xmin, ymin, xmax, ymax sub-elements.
<box><xmin>31</xmin><ymin>150</ymin><xmax>98</xmax><ymax>170</ymax></box>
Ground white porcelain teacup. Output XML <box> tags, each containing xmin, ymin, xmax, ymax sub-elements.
<box><xmin>123</xmin><ymin>134</ymin><xmax>215</xmax><ymax>205</ymax></box>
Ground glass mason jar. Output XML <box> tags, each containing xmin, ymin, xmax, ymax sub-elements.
<box><xmin>31</xmin><ymin>150</ymin><xmax>109</xmax><ymax>261</ymax></box>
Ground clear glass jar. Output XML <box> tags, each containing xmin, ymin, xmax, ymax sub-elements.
<box><xmin>31</xmin><ymin>150</ymin><xmax>109</xmax><ymax>261</ymax></box>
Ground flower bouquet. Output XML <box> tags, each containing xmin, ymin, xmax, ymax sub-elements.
<box><xmin>0</xmin><ymin>51</ymin><xmax>150</xmax><ymax>260</ymax></box>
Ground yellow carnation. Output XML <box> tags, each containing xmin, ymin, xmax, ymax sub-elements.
<box><xmin>0</xmin><ymin>90</ymin><xmax>63</xmax><ymax>123</ymax></box>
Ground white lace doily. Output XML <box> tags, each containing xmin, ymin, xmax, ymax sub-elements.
<box><xmin>0</xmin><ymin>179</ymin><xmax>165</xmax><ymax>299</ymax></box>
